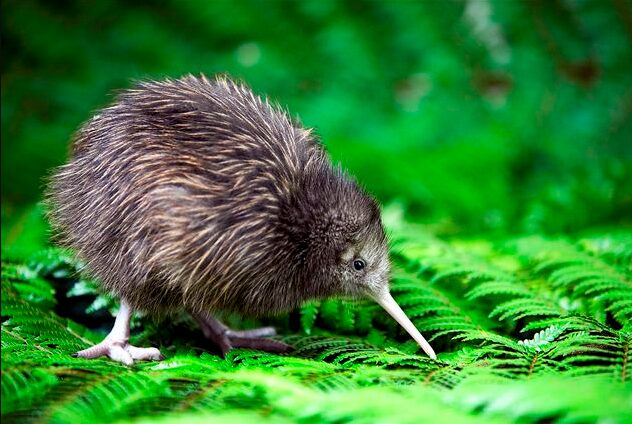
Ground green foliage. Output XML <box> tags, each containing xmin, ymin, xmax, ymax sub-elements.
<box><xmin>2</xmin><ymin>0</ymin><xmax>631</xmax><ymax>422</ymax></box>
<box><xmin>2</xmin><ymin>209</ymin><xmax>631</xmax><ymax>423</ymax></box>
<box><xmin>2</xmin><ymin>0</ymin><xmax>631</xmax><ymax>232</ymax></box>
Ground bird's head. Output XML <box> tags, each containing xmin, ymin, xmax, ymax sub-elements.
<box><xmin>283</xmin><ymin>159</ymin><xmax>436</xmax><ymax>359</ymax></box>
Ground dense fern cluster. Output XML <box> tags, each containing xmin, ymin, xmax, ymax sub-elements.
<box><xmin>2</xmin><ymin>207</ymin><xmax>631</xmax><ymax>423</ymax></box>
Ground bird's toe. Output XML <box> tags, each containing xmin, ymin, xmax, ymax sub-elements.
<box><xmin>228</xmin><ymin>336</ymin><xmax>291</xmax><ymax>353</ymax></box>
<box><xmin>126</xmin><ymin>345</ymin><xmax>163</xmax><ymax>361</ymax></box>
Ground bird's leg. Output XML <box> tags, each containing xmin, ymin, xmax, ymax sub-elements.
<box><xmin>192</xmin><ymin>313</ymin><xmax>290</xmax><ymax>357</ymax></box>
<box><xmin>73</xmin><ymin>300</ymin><xmax>163</xmax><ymax>366</ymax></box>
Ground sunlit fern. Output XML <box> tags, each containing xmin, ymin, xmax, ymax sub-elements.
<box><xmin>2</xmin><ymin>208</ymin><xmax>631</xmax><ymax>423</ymax></box>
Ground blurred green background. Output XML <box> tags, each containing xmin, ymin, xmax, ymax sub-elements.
<box><xmin>2</xmin><ymin>0</ymin><xmax>631</xmax><ymax>256</ymax></box>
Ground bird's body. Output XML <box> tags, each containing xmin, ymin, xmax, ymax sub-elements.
<box><xmin>47</xmin><ymin>75</ymin><xmax>436</xmax><ymax>363</ymax></box>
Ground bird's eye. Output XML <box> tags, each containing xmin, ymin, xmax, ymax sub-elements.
<box><xmin>353</xmin><ymin>259</ymin><xmax>366</xmax><ymax>271</ymax></box>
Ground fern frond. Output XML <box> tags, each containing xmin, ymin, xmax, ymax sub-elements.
<box><xmin>449</xmin><ymin>374</ymin><xmax>632</xmax><ymax>423</ymax></box>
<box><xmin>3</xmin><ymin>215</ymin><xmax>631</xmax><ymax>423</ymax></box>
<box><xmin>511</xmin><ymin>236</ymin><xmax>632</xmax><ymax>326</ymax></box>
<box><xmin>490</xmin><ymin>298</ymin><xmax>560</xmax><ymax>321</ymax></box>
<box><xmin>517</xmin><ymin>325</ymin><xmax>567</xmax><ymax>352</ymax></box>
<box><xmin>299</xmin><ymin>301</ymin><xmax>320</xmax><ymax>335</ymax></box>
<box><xmin>465</xmin><ymin>280</ymin><xmax>531</xmax><ymax>300</ymax></box>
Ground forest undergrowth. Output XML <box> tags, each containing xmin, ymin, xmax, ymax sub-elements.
<box><xmin>2</xmin><ymin>205</ymin><xmax>631</xmax><ymax>423</ymax></box>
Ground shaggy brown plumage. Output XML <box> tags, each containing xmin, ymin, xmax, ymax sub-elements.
<box><xmin>46</xmin><ymin>74</ymin><xmax>436</xmax><ymax>362</ymax></box>
<box><xmin>47</xmin><ymin>74</ymin><xmax>388</xmax><ymax>317</ymax></box>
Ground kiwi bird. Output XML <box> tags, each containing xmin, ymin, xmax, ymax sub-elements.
<box><xmin>46</xmin><ymin>74</ymin><xmax>437</xmax><ymax>364</ymax></box>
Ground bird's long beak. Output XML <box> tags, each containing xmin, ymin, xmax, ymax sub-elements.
<box><xmin>372</xmin><ymin>290</ymin><xmax>437</xmax><ymax>359</ymax></box>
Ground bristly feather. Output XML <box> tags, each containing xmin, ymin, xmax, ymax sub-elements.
<box><xmin>46</xmin><ymin>74</ymin><xmax>385</xmax><ymax>318</ymax></box>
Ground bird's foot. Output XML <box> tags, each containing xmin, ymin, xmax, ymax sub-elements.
<box><xmin>194</xmin><ymin>314</ymin><xmax>291</xmax><ymax>357</ymax></box>
<box><xmin>224</xmin><ymin>327</ymin><xmax>291</xmax><ymax>355</ymax></box>
<box><xmin>73</xmin><ymin>338</ymin><xmax>164</xmax><ymax>366</ymax></box>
